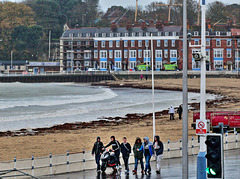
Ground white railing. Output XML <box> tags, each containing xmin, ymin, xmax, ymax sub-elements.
<box><xmin>0</xmin><ymin>132</ymin><xmax>239</xmax><ymax>177</ymax></box>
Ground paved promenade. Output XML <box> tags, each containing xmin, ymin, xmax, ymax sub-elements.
<box><xmin>44</xmin><ymin>149</ymin><xmax>240</xmax><ymax>179</ymax></box>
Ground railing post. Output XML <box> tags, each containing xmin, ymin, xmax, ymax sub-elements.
<box><xmin>236</xmin><ymin>131</ymin><xmax>238</xmax><ymax>149</ymax></box>
<box><xmin>14</xmin><ymin>157</ymin><xmax>16</xmax><ymax>169</ymax></box>
<box><xmin>32</xmin><ymin>155</ymin><xmax>34</xmax><ymax>176</ymax></box>
<box><xmin>83</xmin><ymin>148</ymin><xmax>86</xmax><ymax>170</ymax></box>
<box><xmin>49</xmin><ymin>153</ymin><xmax>52</xmax><ymax>175</ymax></box>
<box><xmin>191</xmin><ymin>136</ymin><xmax>194</xmax><ymax>155</ymax></box>
<box><xmin>167</xmin><ymin>139</ymin><xmax>170</xmax><ymax>158</ymax></box>
<box><xmin>67</xmin><ymin>151</ymin><xmax>69</xmax><ymax>173</ymax></box>
<box><xmin>225</xmin><ymin>131</ymin><xmax>228</xmax><ymax>150</ymax></box>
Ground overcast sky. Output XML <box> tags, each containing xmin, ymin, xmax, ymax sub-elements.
<box><xmin>5</xmin><ymin>0</ymin><xmax>240</xmax><ymax>11</ymax></box>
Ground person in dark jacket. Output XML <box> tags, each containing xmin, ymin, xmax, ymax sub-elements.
<box><xmin>139</xmin><ymin>137</ymin><xmax>153</xmax><ymax>175</ymax></box>
<box><xmin>91</xmin><ymin>136</ymin><xmax>104</xmax><ymax>171</ymax></box>
<box><xmin>120</xmin><ymin>137</ymin><xmax>131</xmax><ymax>173</ymax></box>
<box><xmin>153</xmin><ymin>135</ymin><xmax>164</xmax><ymax>174</ymax></box>
<box><xmin>132</xmin><ymin>137</ymin><xmax>144</xmax><ymax>175</ymax></box>
<box><xmin>104</xmin><ymin>136</ymin><xmax>121</xmax><ymax>168</ymax></box>
<box><xmin>177</xmin><ymin>105</ymin><xmax>183</xmax><ymax>120</ymax></box>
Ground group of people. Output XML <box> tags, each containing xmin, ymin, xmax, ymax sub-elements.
<box><xmin>92</xmin><ymin>135</ymin><xmax>164</xmax><ymax>175</ymax></box>
<box><xmin>169</xmin><ymin>105</ymin><xmax>183</xmax><ymax>120</ymax></box>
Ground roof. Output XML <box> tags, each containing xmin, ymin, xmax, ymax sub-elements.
<box><xmin>0</xmin><ymin>61</ymin><xmax>27</xmax><ymax>65</ymax></box>
<box><xmin>231</xmin><ymin>29</ymin><xmax>240</xmax><ymax>36</ymax></box>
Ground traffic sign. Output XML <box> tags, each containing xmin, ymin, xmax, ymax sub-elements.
<box><xmin>196</xmin><ymin>119</ymin><xmax>207</xmax><ymax>135</ymax></box>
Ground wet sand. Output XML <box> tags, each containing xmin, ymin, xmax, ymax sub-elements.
<box><xmin>0</xmin><ymin>78</ymin><xmax>239</xmax><ymax>161</ymax></box>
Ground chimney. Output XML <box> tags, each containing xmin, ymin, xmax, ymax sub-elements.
<box><xmin>126</xmin><ymin>22</ymin><xmax>132</xmax><ymax>30</ymax></box>
<box><xmin>141</xmin><ymin>21</ymin><xmax>147</xmax><ymax>30</ymax></box>
<box><xmin>164</xmin><ymin>21</ymin><xmax>169</xmax><ymax>26</ymax></box>
<box><xmin>156</xmin><ymin>21</ymin><xmax>163</xmax><ymax>29</ymax></box>
<box><xmin>149</xmin><ymin>20</ymin><xmax>154</xmax><ymax>27</ymax></box>
<box><xmin>111</xmin><ymin>22</ymin><xmax>117</xmax><ymax>31</ymax></box>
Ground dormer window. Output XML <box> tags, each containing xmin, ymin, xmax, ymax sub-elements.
<box><xmin>69</xmin><ymin>33</ymin><xmax>73</xmax><ymax>37</ymax></box>
<box><xmin>125</xmin><ymin>33</ymin><xmax>129</xmax><ymax>37</ymax></box>
<box><xmin>216</xmin><ymin>31</ymin><xmax>220</xmax><ymax>36</ymax></box>
<box><xmin>78</xmin><ymin>33</ymin><xmax>82</xmax><ymax>37</ymax></box>
<box><xmin>86</xmin><ymin>33</ymin><xmax>90</xmax><ymax>37</ymax></box>
<box><xmin>194</xmin><ymin>31</ymin><xmax>199</xmax><ymax>36</ymax></box>
<box><xmin>117</xmin><ymin>33</ymin><xmax>121</xmax><ymax>37</ymax></box>
<box><xmin>139</xmin><ymin>32</ymin><xmax>143</xmax><ymax>37</ymax></box>
<box><xmin>146</xmin><ymin>32</ymin><xmax>150</xmax><ymax>37</ymax></box>
<box><xmin>172</xmin><ymin>32</ymin><xmax>176</xmax><ymax>36</ymax></box>
<box><xmin>102</xmin><ymin>33</ymin><xmax>106</xmax><ymax>37</ymax></box>
<box><xmin>226</xmin><ymin>32</ymin><xmax>231</xmax><ymax>36</ymax></box>
<box><xmin>132</xmin><ymin>32</ymin><xmax>135</xmax><ymax>37</ymax></box>
<box><xmin>165</xmin><ymin>32</ymin><xmax>169</xmax><ymax>36</ymax></box>
<box><xmin>95</xmin><ymin>33</ymin><xmax>99</xmax><ymax>37</ymax></box>
<box><xmin>206</xmin><ymin>31</ymin><xmax>209</xmax><ymax>36</ymax></box>
<box><xmin>110</xmin><ymin>33</ymin><xmax>113</xmax><ymax>37</ymax></box>
<box><xmin>158</xmin><ymin>32</ymin><xmax>162</xmax><ymax>36</ymax></box>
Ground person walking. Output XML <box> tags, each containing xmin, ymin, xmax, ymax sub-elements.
<box><xmin>104</xmin><ymin>136</ymin><xmax>121</xmax><ymax>168</ymax></box>
<box><xmin>169</xmin><ymin>105</ymin><xmax>175</xmax><ymax>120</ymax></box>
<box><xmin>145</xmin><ymin>74</ymin><xmax>148</xmax><ymax>80</ymax></box>
<box><xmin>132</xmin><ymin>137</ymin><xmax>144</xmax><ymax>175</ymax></box>
<box><xmin>91</xmin><ymin>136</ymin><xmax>104</xmax><ymax>172</ymax></box>
<box><xmin>153</xmin><ymin>135</ymin><xmax>164</xmax><ymax>174</ymax></box>
<box><xmin>177</xmin><ymin>105</ymin><xmax>183</xmax><ymax>120</ymax></box>
<box><xmin>120</xmin><ymin>137</ymin><xmax>131</xmax><ymax>173</ymax></box>
<box><xmin>140</xmin><ymin>74</ymin><xmax>143</xmax><ymax>80</ymax></box>
<box><xmin>139</xmin><ymin>137</ymin><xmax>153</xmax><ymax>175</ymax></box>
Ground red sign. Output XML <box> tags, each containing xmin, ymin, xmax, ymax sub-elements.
<box><xmin>196</xmin><ymin>120</ymin><xmax>207</xmax><ymax>135</ymax></box>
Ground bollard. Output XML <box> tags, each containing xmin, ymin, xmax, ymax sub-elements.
<box><xmin>167</xmin><ymin>139</ymin><xmax>170</xmax><ymax>158</ymax></box>
<box><xmin>32</xmin><ymin>155</ymin><xmax>34</xmax><ymax>176</ymax></box>
<box><xmin>167</xmin><ymin>139</ymin><xmax>170</xmax><ymax>151</ymax></box>
<box><xmin>236</xmin><ymin>131</ymin><xmax>238</xmax><ymax>149</ymax></box>
<box><xmin>14</xmin><ymin>157</ymin><xmax>16</xmax><ymax>169</ymax></box>
<box><xmin>67</xmin><ymin>151</ymin><xmax>69</xmax><ymax>173</ymax></box>
<box><xmin>49</xmin><ymin>153</ymin><xmax>52</xmax><ymax>175</ymax></box>
<box><xmin>83</xmin><ymin>149</ymin><xmax>86</xmax><ymax>170</ymax></box>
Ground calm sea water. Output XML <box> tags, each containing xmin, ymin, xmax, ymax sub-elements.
<box><xmin>0</xmin><ymin>83</ymin><xmax>216</xmax><ymax>131</ymax></box>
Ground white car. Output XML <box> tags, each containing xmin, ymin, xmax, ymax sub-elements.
<box><xmin>87</xmin><ymin>68</ymin><xmax>99</xmax><ymax>72</ymax></box>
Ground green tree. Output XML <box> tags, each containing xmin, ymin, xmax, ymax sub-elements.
<box><xmin>206</xmin><ymin>1</ymin><xmax>228</xmax><ymax>23</ymax></box>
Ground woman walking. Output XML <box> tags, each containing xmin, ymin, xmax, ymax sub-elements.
<box><xmin>153</xmin><ymin>135</ymin><xmax>164</xmax><ymax>174</ymax></box>
<box><xmin>132</xmin><ymin>137</ymin><xmax>144</xmax><ymax>175</ymax></box>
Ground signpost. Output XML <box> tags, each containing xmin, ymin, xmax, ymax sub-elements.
<box><xmin>196</xmin><ymin>120</ymin><xmax>207</xmax><ymax>135</ymax></box>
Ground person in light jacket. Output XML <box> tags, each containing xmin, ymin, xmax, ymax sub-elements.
<box><xmin>169</xmin><ymin>105</ymin><xmax>175</xmax><ymax>120</ymax></box>
<box><xmin>153</xmin><ymin>135</ymin><xmax>164</xmax><ymax>174</ymax></box>
<box><xmin>139</xmin><ymin>137</ymin><xmax>153</xmax><ymax>175</ymax></box>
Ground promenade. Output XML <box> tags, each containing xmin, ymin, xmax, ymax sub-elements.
<box><xmin>44</xmin><ymin>149</ymin><xmax>240</xmax><ymax>179</ymax></box>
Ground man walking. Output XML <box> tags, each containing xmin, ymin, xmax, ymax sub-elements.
<box><xmin>177</xmin><ymin>105</ymin><xmax>183</xmax><ymax>120</ymax></box>
<box><xmin>91</xmin><ymin>136</ymin><xmax>104</xmax><ymax>172</ymax></box>
<box><xmin>169</xmin><ymin>105</ymin><xmax>175</xmax><ymax>120</ymax></box>
<box><xmin>120</xmin><ymin>137</ymin><xmax>131</xmax><ymax>173</ymax></box>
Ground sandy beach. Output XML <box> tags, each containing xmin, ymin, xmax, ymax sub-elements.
<box><xmin>0</xmin><ymin>77</ymin><xmax>239</xmax><ymax>161</ymax></box>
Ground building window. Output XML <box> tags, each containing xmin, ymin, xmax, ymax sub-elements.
<box><xmin>138</xmin><ymin>40</ymin><xmax>142</xmax><ymax>47</ymax></box>
<box><xmin>131</xmin><ymin>40</ymin><xmax>135</xmax><ymax>47</ymax></box>
<box><xmin>138</xmin><ymin>50</ymin><xmax>142</xmax><ymax>58</ymax></box>
<box><xmin>172</xmin><ymin>32</ymin><xmax>176</xmax><ymax>36</ymax></box>
<box><xmin>95</xmin><ymin>33</ymin><xmax>99</xmax><ymax>37</ymax></box>
<box><xmin>115</xmin><ymin>50</ymin><xmax>121</xmax><ymax>58</ymax></box>
<box><xmin>171</xmin><ymin>40</ymin><xmax>175</xmax><ymax>47</ymax></box>
<box><xmin>164</xmin><ymin>40</ymin><xmax>168</xmax><ymax>47</ymax></box>
<box><xmin>139</xmin><ymin>32</ymin><xmax>143</xmax><ymax>37</ymax></box>
<box><xmin>206</xmin><ymin>40</ymin><xmax>210</xmax><ymax>46</ymax></box>
<box><xmin>227</xmin><ymin>32</ymin><xmax>231</xmax><ymax>36</ymax></box>
<box><xmin>156</xmin><ymin>61</ymin><xmax>162</xmax><ymax>69</ymax></box>
<box><xmin>132</xmin><ymin>32</ymin><xmax>135</xmax><ymax>37</ymax></box>
<box><xmin>129</xmin><ymin>50</ymin><xmax>136</xmax><ymax>58</ymax></box>
<box><xmin>216</xmin><ymin>40</ymin><xmax>221</xmax><ymax>47</ymax></box>
<box><xmin>86</xmin><ymin>33</ymin><xmax>90</xmax><ymax>37</ymax></box>
<box><xmin>115</xmin><ymin>61</ymin><xmax>121</xmax><ymax>69</ymax></box>
<box><xmin>206</xmin><ymin>50</ymin><xmax>210</xmax><ymax>57</ymax></box>
<box><xmin>100</xmin><ymin>61</ymin><xmax>107</xmax><ymax>69</ymax></box>
<box><xmin>94</xmin><ymin>51</ymin><xmax>98</xmax><ymax>58</ymax></box>
<box><xmin>194</xmin><ymin>40</ymin><xmax>199</xmax><ymax>45</ymax></box>
<box><xmin>130</xmin><ymin>61</ymin><xmax>136</xmax><ymax>69</ymax></box>
<box><xmin>237</xmin><ymin>40</ymin><xmax>240</xmax><ymax>47</ymax></box>
<box><xmin>86</xmin><ymin>41</ymin><xmax>90</xmax><ymax>46</ymax></box>
<box><xmin>170</xmin><ymin>50</ymin><xmax>177</xmax><ymax>58</ymax></box>
<box><xmin>157</xmin><ymin>40</ymin><xmax>161</xmax><ymax>47</ymax></box>
<box><xmin>101</xmin><ymin>41</ymin><xmax>105</xmax><ymax>48</ymax></box>
<box><xmin>145</xmin><ymin>40</ymin><xmax>149</xmax><ymax>47</ymax></box>
<box><xmin>146</xmin><ymin>32</ymin><xmax>150</xmax><ymax>37</ymax></box>
<box><xmin>158</xmin><ymin>32</ymin><xmax>161</xmax><ymax>36</ymax></box>
<box><xmin>155</xmin><ymin>50</ymin><xmax>162</xmax><ymax>58</ymax></box>
<box><xmin>77</xmin><ymin>54</ymin><xmax>81</xmax><ymax>59</ymax></box>
<box><xmin>78</xmin><ymin>33</ymin><xmax>82</xmax><ymax>37</ymax></box>
<box><xmin>124</xmin><ymin>50</ymin><xmax>128</xmax><ymax>58</ymax></box>
<box><xmin>68</xmin><ymin>41</ymin><xmax>72</xmax><ymax>45</ymax></box>
<box><xmin>94</xmin><ymin>41</ymin><xmax>98</xmax><ymax>47</ymax></box>
<box><xmin>110</xmin><ymin>33</ymin><xmax>113</xmax><ymax>37</ymax></box>
<box><xmin>77</xmin><ymin>41</ymin><xmax>81</xmax><ymax>46</ymax></box>
<box><xmin>227</xmin><ymin>40</ymin><xmax>231</xmax><ymax>47</ymax></box>
<box><xmin>102</xmin><ymin>33</ymin><xmax>106</xmax><ymax>37</ymax></box>
<box><xmin>164</xmin><ymin>50</ymin><xmax>168</xmax><ymax>58</ymax></box>
<box><xmin>69</xmin><ymin>33</ymin><xmax>73</xmax><ymax>37</ymax></box>
<box><xmin>117</xmin><ymin>33</ymin><xmax>121</xmax><ymax>37</ymax></box>
<box><xmin>84</xmin><ymin>52</ymin><xmax>91</xmax><ymax>59</ymax></box>
<box><xmin>100</xmin><ymin>50</ymin><xmax>107</xmax><ymax>58</ymax></box>
<box><xmin>109</xmin><ymin>50</ymin><xmax>113</xmax><ymax>58</ymax></box>
<box><xmin>214</xmin><ymin>60</ymin><xmax>223</xmax><ymax>69</ymax></box>
<box><xmin>116</xmin><ymin>41</ymin><xmax>120</xmax><ymax>47</ymax></box>
<box><xmin>216</xmin><ymin>31</ymin><xmax>220</xmax><ymax>36</ymax></box>
<box><xmin>214</xmin><ymin>49</ymin><xmax>223</xmax><ymax>58</ymax></box>
<box><xmin>165</xmin><ymin>32</ymin><xmax>169</xmax><ymax>36</ymax></box>
<box><xmin>227</xmin><ymin>50</ymin><xmax>231</xmax><ymax>58</ymax></box>
<box><xmin>125</xmin><ymin>33</ymin><xmax>128</xmax><ymax>37</ymax></box>
<box><xmin>206</xmin><ymin>31</ymin><xmax>209</xmax><ymax>36</ymax></box>
<box><xmin>124</xmin><ymin>41</ymin><xmax>128</xmax><ymax>47</ymax></box>
<box><xmin>236</xmin><ymin>50</ymin><xmax>240</xmax><ymax>58</ymax></box>
<box><xmin>194</xmin><ymin>31</ymin><xmax>199</xmax><ymax>36</ymax></box>
<box><xmin>144</xmin><ymin>50</ymin><xmax>150</xmax><ymax>58</ymax></box>
<box><xmin>109</xmin><ymin>41</ymin><xmax>113</xmax><ymax>48</ymax></box>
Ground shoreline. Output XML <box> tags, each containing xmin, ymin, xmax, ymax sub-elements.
<box><xmin>0</xmin><ymin>80</ymin><xmax>236</xmax><ymax>138</ymax></box>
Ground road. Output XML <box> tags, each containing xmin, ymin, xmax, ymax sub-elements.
<box><xmin>44</xmin><ymin>149</ymin><xmax>240</xmax><ymax>179</ymax></box>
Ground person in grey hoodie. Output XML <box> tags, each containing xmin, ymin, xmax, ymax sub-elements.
<box><xmin>91</xmin><ymin>136</ymin><xmax>104</xmax><ymax>171</ymax></box>
<box><xmin>153</xmin><ymin>135</ymin><xmax>164</xmax><ymax>174</ymax></box>
<box><xmin>138</xmin><ymin>137</ymin><xmax>153</xmax><ymax>175</ymax></box>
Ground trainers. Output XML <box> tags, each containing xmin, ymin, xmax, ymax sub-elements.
<box><xmin>156</xmin><ymin>170</ymin><xmax>160</xmax><ymax>174</ymax></box>
<box><xmin>119</xmin><ymin>165</ymin><xmax>122</xmax><ymax>169</ymax></box>
<box><xmin>132</xmin><ymin>170</ymin><xmax>137</xmax><ymax>174</ymax></box>
<box><xmin>148</xmin><ymin>171</ymin><xmax>151</xmax><ymax>175</ymax></box>
<box><xmin>141</xmin><ymin>170</ymin><xmax>145</xmax><ymax>174</ymax></box>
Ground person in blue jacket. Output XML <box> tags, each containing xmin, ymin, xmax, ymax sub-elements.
<box><xmin>138</xmin><ymin>137</ymin><xmax>153</xmax><ymax>175</ymax></box>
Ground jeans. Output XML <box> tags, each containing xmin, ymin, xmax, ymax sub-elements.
<box><xmin>170</xmin><ymin>113</ymin><xmax>174</xmax><ymax>120</ymax></box>
<box><xmin>178</xmin><ymin>112</ymin><xmax>182</xmax><ymax>120</ymax></box>
<box><xmin>115</xmin><ymin>151</ymin><xmax>121</xmax><ymax>166</ymax></box>
<box><xmin>95</xmin><ymin>154</ymin><xmax>101</xmax><ymax>170</ymax></box>
<box><xmin>145</xmin><ymin>155</ymin><xmax>151</xmax><ymax>171</ymax></box>
<box><xmin>134</xmin><ymin>158</ymin><xmax>144</xmax><ymax>171</ymax></box>
<box><xmin>123</xmin><ymin>154</ymin><xmax>129</xmax><ymax>170</ymax></box>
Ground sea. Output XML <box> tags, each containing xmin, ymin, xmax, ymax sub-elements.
<box><xmin>0</xmin><ymin>83</ymin><xmax>217</xmax><ymax>131</ymax></box>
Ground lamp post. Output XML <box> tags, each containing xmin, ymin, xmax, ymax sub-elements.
<box><xmin>71</xmin><ymin>37</ymin><xmax>74</xmax><ymax>74</ymax></box>
<box><xmin>11</xmin><ymin>51</ymin><xmax>13</xmax><ymax>70</ymax></box>
<box><xmin>151</xmin><ymin>34</ymin><xmax>155</xmax><ymax>139</ymax></box>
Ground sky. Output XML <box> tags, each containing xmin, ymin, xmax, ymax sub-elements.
<box><xmin>6</xmin><ymin>0</ymin><xmax>240</xmax><ymax>11</ymax></box>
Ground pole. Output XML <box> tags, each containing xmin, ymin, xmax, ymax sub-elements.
<box><xmin>135</xmin><ymin>0</ymin><xmax>138</xmax><ymax>22</ymax></box>
<box><xmin>237</xmin><ymin>48</ymin><xmax>239</xmax><ymax>76</ymax></box>
<box><xmin>182</xmin><ymin>0</ymin><xmax>188</xmax><ymax>177</ymax></box>
<box><xmin>71</xmin><ymin>37</ymin><xmax>74</xmax><ymax>74</ymax></box>
<box><xmin>151</xmin><ymin>34</ymin><xmax>155</xmax><ymax>139</ymax></box>
<box><xmin>49</xmin><ymin>30</ymin><xmax>51</xmax><ymax>60</ymax></box>
<box><xmin>11</xmin><ymin>51</ymin><xmax>13</xmax><ymax>70</ymax></box>
<box><xmin>197</xmin><ymin>0</ymin><xmax>207</xmax><ymax>178</ymax></box>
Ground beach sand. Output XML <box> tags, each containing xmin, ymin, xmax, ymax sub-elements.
<box><xmin>0</xmin><ymin>78</ymin><xmax>239</xmax><ymax>161</ymax></box>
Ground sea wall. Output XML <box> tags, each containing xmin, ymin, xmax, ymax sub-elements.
<box><xmin>0</xmin><ymin>133</ymin><xmax>239</xmax><ymax>178</ymax></box>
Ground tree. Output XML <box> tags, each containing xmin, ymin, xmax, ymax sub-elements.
<box><xmin>206</xmin><ymin>1</ymin><xmax>228</xmax><ymax>23</ymax></box>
